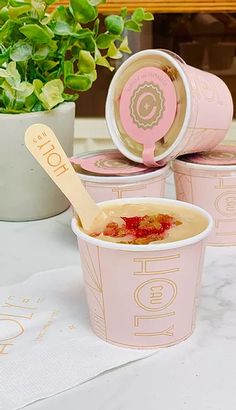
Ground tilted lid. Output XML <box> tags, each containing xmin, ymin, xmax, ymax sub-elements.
<box><xmin>70</xmin><ymin>149</ymin><xmax>154</xmax><ymax>176</ymax></box>
<box><xmin>179</xmin><ymin>145</ymin><xmax>236</xmax><ymax>166</ymax></box>
<box><xmin>119</xmin><ymin>66</ymin><xmax>177</xmax><ymax>165</ymax></box>
<box><xmin>105</xmin><ymin>50</ymin><xmax>188</xmax><ymax>167</ymax></box>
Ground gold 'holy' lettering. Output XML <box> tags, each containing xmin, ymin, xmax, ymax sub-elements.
<box><xmin>33</xmin><ymin>132</ymin><xmax>69</xmax><ymax>176</ymax></box>
<box><xmin>0</xmin><ymin>343</ymin><xmax>12</xmax><ymax>355</ymax></box>
<box><xmin>0</xmin><ymin>318</ymin><xmax>24</xmax><ymax>342</ymax></box>
<box><xmin>0</xmin><ymin>298</ymin><xmax>40</xmax><ymax>355</ymax></box>
<box><xmin>134</xmin><ymin>313</ymin><xmax>175</xmax><ymax>337</ymax></box>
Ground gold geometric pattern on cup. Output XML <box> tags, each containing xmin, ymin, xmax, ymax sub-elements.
<box><xmin>214</xmin><ymin>191</ymin><xmax>236</xmax><ymax>217</ymax></box>
<box><xmin>174</xmin><ymin>174</ymin><xmax>193</xmax><ymax>203</ymax></box>
<box><xmin>133</xmin><ymin>255</ymin><xmax>180</xmax><ymax>275</ymax></box>
<box><xmin>80</xmin><ymin>243</ymin><xmax>107</xmax><ymax>339</ymax></box>
<box><xmin>215</xmin><ymin>178</ymin><xmax>236</xmax><ymax>190</ymax></box>
<box><xmin>112</xmin><ymin>185</ymin><xmax>146</xmax><ymax>199</ymax></box>
<box><xmin>130</xmin><ymin>82</ymin><xmax>165</xmax><ymax>129</ymax></box>
<box><xmin>134</xmin><ymin>278</ymin><xmax>177</xmax><ymax>312</ymax></box>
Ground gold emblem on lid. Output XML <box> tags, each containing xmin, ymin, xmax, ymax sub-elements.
<box><xmin>130</xmin><ymin>82</ymin><xmax>165</xmax><ymax>130</ymax></box>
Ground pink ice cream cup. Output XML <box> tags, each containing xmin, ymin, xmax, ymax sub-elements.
<box><xmin>70</xmin><ymin>149</ymin><xmax>169</xmax><ymax>202</ymax></box>
<box><xmin>172</xmin><ymin>145</ymin><xmax>236</xmax><ymax>246</ymax></box>
<box><xmin>71</xmin><ymin>197</ymin><xmax>212</xmax><ymax>349</ymax></box>
<box><xmin>105</xmin><ymin>49</ymin><xmax>233</xmax><ymax>167</ymax></box>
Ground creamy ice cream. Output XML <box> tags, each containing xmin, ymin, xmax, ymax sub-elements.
<box><xmin>78</xmin><ymin>203</ymin><xmax>208</xmax><ymax>245</ymax></box>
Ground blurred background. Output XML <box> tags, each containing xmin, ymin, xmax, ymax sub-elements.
<box><xmin>55</xmin><ymin>2</ymin><xmax>236</xmax><ymax>153</ymax></box>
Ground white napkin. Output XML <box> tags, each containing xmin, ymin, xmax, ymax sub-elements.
<box><xmin>0</xmin><ymin>266</ymin><xmax>154</xmax><ymax>410</ymax></box>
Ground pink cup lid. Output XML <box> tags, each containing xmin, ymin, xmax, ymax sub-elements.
<box><xmin>119</xmin><ymin>66</ymin><xmax>177</xmax><ymax>166</ymax></box>
<box><xmin>180</xmin><ymin>145</ymin><xmax>236</xmax><ymax>166</ymax></box>
<box><xmin>70</xmin><ymin>150</ymin><xmax>153</xmax><ymax>176</ymax></box>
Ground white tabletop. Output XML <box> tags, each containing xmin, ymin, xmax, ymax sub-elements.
<box><xmin>1</xmin><ymin>178</ymin><xmax>236</xmax><ymax>410</ymax></box>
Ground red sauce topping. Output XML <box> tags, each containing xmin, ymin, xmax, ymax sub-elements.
<box><xmin>93</xmin><ymin>214</ymin><xmax>182</xmax><ymax>244</ymax></box>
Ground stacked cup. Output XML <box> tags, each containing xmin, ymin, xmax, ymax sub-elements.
<box><xmin>72</xmin><ymin>49</ymin><xmax>234</xmax><ymax>349</ymax></box>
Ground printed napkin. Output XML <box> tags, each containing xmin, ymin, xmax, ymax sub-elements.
<box><xmin>0</xmin><ymin>266</ymin><xmax>154</xmax><ymax>410</ymax></box>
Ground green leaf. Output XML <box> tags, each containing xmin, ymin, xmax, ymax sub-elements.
<box><xmin>120</xmin><ymin>7</ymin><xmax>127</xmax><ymax>19</ymax></box>
<box><xmin>38</xmin><ymin>79</ymin><xmax>64</xmax><ymax>109</ymax></box>
<box><xmin>64</xmin><ymin>60</ymin><xmax>74</xmax><ymax>78</ymax></box>
<box><xmin>0</xmin><ymin>6</ymin><xmax>9</xmax><ymax>21</ymax></box>
<box><xmin>8</xmin><ymin>4</ymin><xmax>31</xmax><ymax>17</ymax></box>
<box><xmin>96</xmin><ymin>33</ymin><xmax>118</xmax><ymax>49</ymax></box>
<box><xmin>0</xmin><ymin>62</ymin><xmax>21</xmax><ymax>88</ymax></box>
<box><xmin>72</xmin><ymin>28</ymin><xmax>94</xmax><ymax>39</ymax></box>
<box><xmin>78</xmin><ymin>50</ymin><xmax>95</xmax><ymax>73</ymax></box>
<box><xmin>96</xmin><ymin>56</ymin><xmax>114</xmax><ymax>71</ymax></box>
<box><xmin>0</xmin><ymin>68</ymin><xmax>9</xmax><ymax>78</ymax></box>
<box><xmin>144</xmin><ymin>11</ymin><xmax>154</xmax><ymax>21</ymax></box>
<box><xmin>94</xmin><ymin>44</ymin><xmax>101</xmax><ymax>61</ymax></box>
<box><xmin>50</xmin><ymin>5</ymin><xmax>71</xmax><ymax>22</ymax></box>
<box><xmin>70</xmin><ymin>0</ymin><xmax>98</xmax><ymax>24</ymax></box>
<box><xmin>48</xmin><ymin>39</ymin><xmax>58</xmax><ymax>52</ymax></box>
<box><xmin>33</xmin><ymin>78</ymin><xmax>43</xmax><ymax>97</ymax></box>
<box><xmin>119</xmin><ymin>36</ymin><xmax>131</xmax><ymax>54</ymax></box>
<box><xmin>104</xmin><ymin>15</ymin><xmax>124</xmax><ymax>35</ymax></box>
<box><xmin>51</xmin><ymin>21</ymin><xmax>73</xmax><ymax>36</ymax></box>
<box><xmin>0</xmin><ymin>0</ymin><xmax>7</xmax><ymax>9</ymax></box>
<box><xmin>44</xmin><ymin>70</ymin><xmax>58</xmax><ymax>80</ymax></box>
<box><xmin>71</xmin><ymin>45</ymin><xmax>80</xmax><ymax>58</ymax></box>
<box><xmin>42</xmin><ymin>60</ymin><xmax>58</xmax><ymax>71</ymax></box>
<box><xmin>15</xmin><ymin>81</ymin><xmax>34</xmax><ymax>97</ymax></box>
<box><xmin>31</xmin><ymin>100</ymin><xmax>44</xmax><ymax>111</ymax></box>
<box><xmin>31</xmin><ymin>0</ymin><xmax>46</xmax><ymax>19</ymax></box>
<box><xmin>87</xmin><ymin>69</ymin><xmax>97</xmax><ymax>82</ymax></box>
<box><xmin>0</xmin><ymin>20</ymin><xmax>12</xmax><ymax>42</ymax></box>
<box><xmin>2</xmin><ymin>81</ymin><xmax>15</xmax><ymax>108</ymax></box>
<box><xmin>93</xmin><ymin>18</ymin><xmax>99</xmax><ymax>36</ymax></box>
<box><xmin>7</xmin><ymin>62</ymin><xmax>21</xmax><ymax>80</ymax></box>
<box><xmin>78</xmin><ymin>35</ymin><xmax>96</xmax><ymax>52</ymax></box>
<box><xmin>107</xmin><ymin>42</ymin><xmax>122</xmax><ymax>59</ymax></box>
<box><xmin>0</xmin><ymin>47</ymin><xmax>10</xmax><ymax>66</ymax></box>
<box><xmin>9</xmin><ymin>0</ymin><xmax>30</xmax><ymax>7</ymax></box>
<box><xmin>65</xmin><ymin>73</ymin><xmax>92</xmax><ymax>91</ymax></box>
<box><xmin>131</xmin><ymin>8</ymin><xmax>145</xmax><ymax>22</ymax></box>
<box><xmin>62</xmin><ymin>92</ymin><xmax>78</xmax><ymax>102</ymax></box>
<box><xmin>20</xmin><ymin>24</ymin><xmax>54</xmax><ymax>44</ymax></box>
<box><xmin>25</xmin><ymin>92</ymin><xmax>37</xmax><ymax>109</ymax></box>
<box><xmin>14</xmin><ymin>97</ymin><xmax>25</xmax><ymax>110</ymax></box>
<box><xmin>33</xmin><ymin>45</ymin><xmax>49</xmax><ymax>61</ymax></box>
<box><xmin>10</xmin><ymin>42</ymin><xmax>32</xmax><ymax>62</ymax></box>
<box><xmin>90</xmin><ymin>0</ymin><xmax>105</xmax><ymax>5</ymax></box>
<box><xmin>124</xmin><ymin>20</ymin><xmax>141</xmax><ymax>32</ymax></box>
<box><xmin>43</xmin><ymin>24</ymin><xmax>54</xmax><ymax>38</ymax></box>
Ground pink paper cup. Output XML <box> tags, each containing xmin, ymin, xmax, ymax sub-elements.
<box><xmin>76</xmin><ymin>165</ymin><xmax>170</xmax><ymax>202</ymax></box>
<box><xmin>71</xmin><ymin>198</ymin><xmax>212</xmax><ymax>349</ymax></box>
<box><xmin>172</xmin><ymin>157</ymin><xmax>236</xmax><ymax>246</ymax></box>
<box><xmin>106</xmin><ymin>49</ymin><xmax>233</xmax><ymax>166</ymax></box>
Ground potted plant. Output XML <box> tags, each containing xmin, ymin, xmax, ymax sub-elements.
<box><xmin>0</xmin><ymin>0</ymin><xmax>153</xmax><ymax>221</ymax></box>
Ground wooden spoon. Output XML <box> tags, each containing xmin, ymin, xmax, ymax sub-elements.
<box><xmin>24</xmin><ymin>123</ymin><xmax>107</xmax><ymax>233</ymax></box>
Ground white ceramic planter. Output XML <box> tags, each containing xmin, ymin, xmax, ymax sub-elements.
<box><xmin>0</xmin><ymin>102</ymin><xmax>75</xmax><ymax>221</ymax></box>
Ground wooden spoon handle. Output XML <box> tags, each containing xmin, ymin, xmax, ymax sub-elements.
<box><xmin>24</xmin><ymin>123</ymin><xmax>102</xmax><ymax>231</ymax></box>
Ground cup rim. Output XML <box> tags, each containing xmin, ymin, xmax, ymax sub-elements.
<box><xmin>71</xmin><ymin>197</ymin><xmax>213</xmax><ymax>251</ymax></box>
<box><xmin>105</xmin><ymin>49</ymin><xmax>192</xmax><ymax>164</ymax></box>
<box><xmin>172</xmin><ymin>157</ymin><xmax>236</xmax><ymax>171</ymax></box>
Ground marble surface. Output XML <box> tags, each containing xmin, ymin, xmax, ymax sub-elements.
<box><xmin>1</xmin><ymin>177</ymin><xmax>236</xmax><ymax>410</ymax></box>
